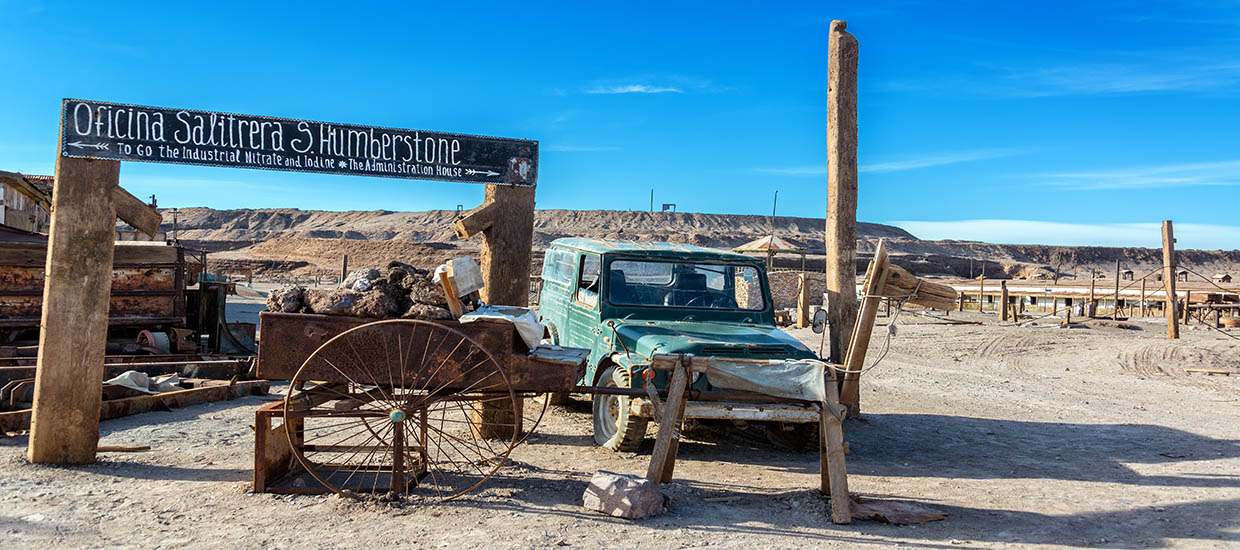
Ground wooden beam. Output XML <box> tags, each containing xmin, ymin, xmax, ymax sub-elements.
<box><xmin>27</xmin><ymin>155</ymin><xmax>118</xmax><ymax>465</ymax></box>
<box><xmin>819</xmin><ymin>371</ymin><xmax>851</xmax><ymax>524</ymax></box>
<box><xmin>1163</xmin><ymin>221</ymin><xmax>1179</xmax><ymax>339</ymax></box>
<box><xmin>647</xmin><ymin>355</ymin><xmax>690</xmax><ymax>483</ymax></box>
<box><xmin>111</xmin><ymin>185</ymin><xmax>162</xmax><ymax>238</ymax></box>
<box><xmin>452</xmin><ymin>199</ymin><xmax>503</xmax><ymax>239</ymax></box>
<box><xmin>825</xmin><ymin>19</ymin><xmax>859</xmax><ymax>365</ymax></box>
<box><xmin>839</xmin><ymin>239</ymin><xmax>885</xmax><ymax>418</ymax></box>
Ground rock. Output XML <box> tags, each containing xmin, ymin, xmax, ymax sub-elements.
<box><xmin>266</xmin><ymin>285</ymin><xmax>305</xmax><ymax>313</ymax></box>
<box><xmin>342</xmin><ymin>268</ymin><xmax>381</xmax><ymax>289</ymax></box>
<box><xmin>407</xmin><ymin>277</ymin><xmax>449</xmax><ymax>308</ymax></box>
<box><xmin>402</xmin><ymin>303</ymin><xmax>453</xmax><ymax>320</ymax></box>
<box><xmin>305</xmin><ymin>289</ymin><xmax>394</xmax><ymax>319</ymax></box>
<box><xmin>581</xmin><ymin>471</ymin><xmax>667</xmax><ymax>519</ymax></box>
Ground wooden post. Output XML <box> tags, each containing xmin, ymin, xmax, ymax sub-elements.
<box><xmin>819</xmin><ymin>370</ymin><xmax>851</xmax><ymax>524</ymax></box>
<box><xmin>999</xmin><ymin>280</ymin><xmax>1009</xmax><ymax>321</ymax></box>
<box><xmin>796</xmin><ymin>273</ymin><xmax>811</xmax><ymax>328</ymax></box>
<box><xmin>1140</xmin><ymin>278</ymin><xmax>1147</xmax><ymax>317</ymax></box>
<box><xmin>1088</xmin><ymin>276</ymin><xmax>1096</xmax><ymax>318</ymax></box>
<box><xmin>27</xmin><ymin>156</ymin><xmax>119</xmax><ymax>464</ymax></box>
<box><xmin>1163</xmin><ymin>221</ymin><xmax>1180</xmax><ymax>339</ymax></box>
<box><xmin>647</xmin><ymin>355</ymin><xmax>690</xmax><ymax>483</ymax></box>
<box><xmin>454</xmin><ymin>184</ymin><xmax>536</xmax><ymax>438</ymax></box>
<box><xmin>1183</xmin><ymin>290</ymin><xmax>1192</xmax><ymax>325</ymax></box>
<box><xmin>1113</xmin><ymin>260</ymin><xmax>1121</xmax><ymax>320</ymax></box>
<box><xmin>978</xmin><ymin>275</ymin><xmax>985</xmax><ymax>312</ymax></box>
<box><xmin>825</xmin><ymin>19</ymin><xmax>859</xmax><ymax>365</ymax></box>
<box><xmin>340</xmin><ymin>254</ymin><xmax>349</xmax><ymax>285</ymax></box>
<box><xmin>839</xmin><ymin>240</ymin><xmax>887</xmax><ymax>418</ymax></box>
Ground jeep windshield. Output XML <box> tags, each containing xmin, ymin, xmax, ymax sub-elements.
<box><xmin>607</xmin><ymin>259</ymin><xmax>766</xmax><ymax>311</ymax></box>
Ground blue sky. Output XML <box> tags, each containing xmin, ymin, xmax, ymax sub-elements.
<box><xmin>2</xmin><ymin>1</ymin><xmax>1239</xmax><ymax>249</ymax></box>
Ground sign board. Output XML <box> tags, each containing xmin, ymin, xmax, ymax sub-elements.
<box><xmin>59</xmin><ymin>99</ymin><xmax>538</xmax><ymax>186</ymax></box>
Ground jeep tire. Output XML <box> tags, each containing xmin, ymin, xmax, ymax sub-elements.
<box><xmin>592</xmin><ymin>365</ymin><xmax>648</xmax><ymax>451</ymax></box>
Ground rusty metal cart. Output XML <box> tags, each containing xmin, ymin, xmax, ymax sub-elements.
<box><xmin>252</xmin><ymin>312</ymin><xmax>587</xmax><ymax>501</ymax></box>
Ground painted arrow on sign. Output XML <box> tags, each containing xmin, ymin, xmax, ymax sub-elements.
<box><xmin>67</xmin><ymin>141</ymin><xmax>109</xmax><ymax>151</ymax></box>
<box><xmin>464</xmin><ymin>169</ymin><xmax>499</xmax><ymax>177</ymax></box>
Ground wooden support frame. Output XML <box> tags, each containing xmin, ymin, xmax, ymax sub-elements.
<box><xmin>1163</xmin><ymin>221</ymin><xmax>1180</xmax><ymax>339</ymax></box>
<box><xmin>646</xmin><ymin>354</ymin><xmax>691</xmax><ymax>484</ymax></box>
<box><xmin>839</xmin><ymin>239</ymin><xmax>888</xmax><ymax>418</ymax></box>
<box><xmin>819</xmin><ymin>370</ymin><xmax>851</xmax><ymax>524</ymax></box>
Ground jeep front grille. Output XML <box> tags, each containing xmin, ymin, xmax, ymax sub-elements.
<box><xmin>698</xmin><ymin>345</ymin><xmax>787</xmax><ymax>358</ymax></box>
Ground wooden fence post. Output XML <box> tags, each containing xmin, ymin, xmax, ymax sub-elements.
<box><xmin>999</xmin><ymin>280</ymin><xmax>1009</xmax><ymax>321</ymax></box>
<box><xmin>796</xmin><ymin>273</ymin><xmax>811</xmax><ymax>328</ymax></box>
<box><xmin>825</xmin><ymin>19</ymin><xmax>859</xmax><ymax>365</ymax></box>
<box><xmin>27</xmin><ymin>156</ymin><xmax>119</xmax><ymax>464</ymax></box>
<box><xmin>1163</xmin><ymin>221</ymin><xmax>1179</xmax><ymax>339</ymax></box>
<box><xmin>1113</xmin><ymin>259</ymin><xmax>1121</xmax><ymax>320</ymax></box>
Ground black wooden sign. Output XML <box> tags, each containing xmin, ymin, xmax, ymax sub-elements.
<box><xmin>59</xmin><ymin>99</ymin><xmax>538</xmax><ymax>186</ymax></box>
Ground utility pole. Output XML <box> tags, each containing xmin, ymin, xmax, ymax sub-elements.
<box><xmin>1163</xmin><ymin>221</ymin><xmax>1179</xmax><ymax>339</ymax></box>
<box><xmin>825</xmin><ymin>18</ymin><xmax>860</xmax><ymax>407</ymax></box>
<box><xmin>650</xmin><ymin>189</ymin><xmax>654</xmax><ymax>213</ymax></box>
<box><xmin>768</xmin><ymin>190</ymin><xmax>778</xmax><ymax>270</ymax></box>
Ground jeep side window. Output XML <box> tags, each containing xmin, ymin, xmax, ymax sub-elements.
<box><xmin>576</xmin><ymin>254</ymin><xmax>601</xmax><ymax>308</ymax></box>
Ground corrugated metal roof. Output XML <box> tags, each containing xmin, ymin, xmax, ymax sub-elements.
<box><xmin>550</xmin><ymin>237</ymin><xmax>756</xmax><ymax>261</ymax></box>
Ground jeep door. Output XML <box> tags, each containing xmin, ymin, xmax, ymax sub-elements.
<box><xmin>537</xmin><ymin>248</ymin><xmax>576</xmax><ymax>344</ymax></box>
<box><xmin>566</xmin><ymin>252</ymin><xmax>605</xmax><ymax>369</ymax></box>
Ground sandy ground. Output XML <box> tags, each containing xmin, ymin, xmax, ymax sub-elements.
<box><xmin>2</xmin><ymin>309</ymin><xmax>1238</xmax><ymax>549</ymax></box>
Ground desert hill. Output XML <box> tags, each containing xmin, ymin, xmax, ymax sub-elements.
<box><xmin>153</xmin><ymin>207</ymin><xmax>1239</xmax><ymax>281</ymax></box>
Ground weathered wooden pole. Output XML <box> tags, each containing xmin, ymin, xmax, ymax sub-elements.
<box><xmin>999</xmin><ymin>280</ymin><xmax>1009</xmax><ymax>321</ymax></box>
<box><xmin>1088</xmin><ymin>275</ymin><xmax>1096</xmax><ymax>318</ymax></box>
<box><xmin>340</xmin><ymin>254</ymin><xmax>349</xmax><ymax>284</ymax></box>
<box><xmin>825</xmin><ymin>19</ymin><xmax>859</xmax><ymax>365</ymax></box>
<box><xmin>27</xmin><ymin>156</ymin><xmax>119</xmax><ymax>464</ymax></box>
<box><xmin>454</xmin><ymin>183</ymin><xmax>537</xmax><ymax>437</ymax></box>
<box><xmin>796</xmin><ymin>273</ymin><xmax>811</xmax><ymax>328</ymax></box>
<box><xmin>978</xmin><ymin>274</ymin><xmax>985</xmax><ymax>312</ymax></box>
<box><xmin>1183</xmin><ymin>290</ymin><xmax>1192</xmax><ymax>325</ymax></box>
<box><xmin>1163</xmin><ymin>221</ymin><xmax>1180</xmax><ymax>339</ymax></box>
<box><xmin>1140</xmin><ymin>277</ymin><xmax>1147</xmax><ymax>317</ymax></box>
<box><xmin>1113</xmin><ymin>259</ymin><xmax>1121</xmax><ymax>320</ymax></box>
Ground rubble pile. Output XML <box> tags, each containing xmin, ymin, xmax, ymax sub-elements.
<box><xmin>266</xmin><ymin>261</ymin><xmax>461</xmax><ymax>320</ymax></box>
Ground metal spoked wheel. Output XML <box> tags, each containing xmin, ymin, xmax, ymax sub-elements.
<box><xmin>284</xmin><ymin>319</ymin><xmax>522</xmax><ymax>501</ymax></box>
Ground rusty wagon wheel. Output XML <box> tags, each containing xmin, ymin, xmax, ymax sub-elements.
<box><xmin>284</xmin><ymin>319</ymin><xmax>523</xmax><ymax>501</ymax></box>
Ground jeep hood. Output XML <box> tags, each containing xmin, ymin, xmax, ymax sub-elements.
<box><xmin>609</xmin><ymin>320</ymin><xmax>815</xmax><ymax>360</ymax></box>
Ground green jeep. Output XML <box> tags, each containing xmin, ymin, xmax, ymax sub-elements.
<box><xmin>537</xmin><ymin>238</ymin><xmax>821</xmax><ymax>451</ymax></box>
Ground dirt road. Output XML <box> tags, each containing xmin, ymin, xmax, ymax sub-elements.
<box><xmin>2</xmin><ymin>313</ymin><xmax>1237</xmax><ymax>548</ymax></box>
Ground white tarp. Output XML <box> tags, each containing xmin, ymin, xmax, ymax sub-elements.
<box><xmin>103</xmin><ymin>371</ymin><xmax>182</xmax><ymax>394</ymax></box>
<box><xmin>705</xmin><ymin>359</ymin><xmax>827</xmax><ymax>402</ymax></box>
<box><xmin>459</xmin><ymin>304</ymin><xmax>547</xmax><ymax>349</ymax></box>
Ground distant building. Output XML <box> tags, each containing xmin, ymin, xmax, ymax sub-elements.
<box><xmin>1213</xmin><ymin>273</ymin><xmax>1232</xmax><ymax>284</ymax></box>
<box><xmin>1121</xmin><ymin>269</ymin><xmax>1134</xmax><ymax>281</ymax></box>
<box><xmin>1177</xmin><ymin>269</ymin><xmax>1190</xmax><ymax>282</ymax></box>
<box><xmin>0</xmin><ymin>171</ymin><xmax>51</xmax><ymax>234</ymax></box>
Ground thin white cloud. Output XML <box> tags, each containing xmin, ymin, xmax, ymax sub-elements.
<box><xmin>544</xmin><ymin>145</ymin><xmax>621</xmax><ymax>152</ymax></box>
<box><xmin>751</xmin><ymin>148</ymin><xmax>1023</xmax><ymax>177</ymax></box>
<box><xmin>862</xmin><ymin>148</ymin><xmax>1023</xmax><ymax>174</ymax></box>
<box><xmin>585</xmin><ymin>84</ymin><xmax>683</xmax><ymax>95</ymax></box>
<box><xmin>1037</xmin><ymin>160</ymin><xmax>1240</xmax><ymax>190</ymax></box>
<box><xmin>889</xmin><ymin>219</ymin><xmax>1240</xmax><ymax>250</ymax></box>
<box><xmin>1006</xmin><ymin>62</ymin><xmax>1240</xmax><ymax>97</ymax></box>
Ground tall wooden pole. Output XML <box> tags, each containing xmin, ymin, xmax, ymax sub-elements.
<box><xmin>825</xmin><ymin>20</ymin><xmax>859</xmax><ymax>365</ymax></box>
<box><xmin>1113</xmin><ymin>259</ymin><xmax>1120</xmax><ymax>320</ymax></box>
<box><xmin>1163</xmin><ymin>221</ymin><xmax>1180</xmax><ymax>339</ymax></box>
<box><xmin>999</xmin><ymin>280</ymin><xmax>1009</xmax><ymax>321</ymax></box>
<box><xmin>28</xmin><ymin>155</ymin><xmax>119</xmax><ymax>464</ymax></box>
<box><xmin>978</xmin><ymin>274</ymin><xmax>985</xmax><ymax>312</ymax></box>
<box><xmin>796</xmin><ymin>273</ymin><xmax>811</xmax><ymax>329</ymax></box>
<box><xmin>1088</xmin><ymin>275</ymin><xmax>1096</xmax><ymax>318</ymax></box>
<box><xmin>1140</xmin><ymin>277</ymin><xmax>1147</xmax><ymax>317</ymax></box>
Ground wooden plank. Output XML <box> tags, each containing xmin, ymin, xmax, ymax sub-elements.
<box><xmin>839</xmin><ymin>239</ymin><xmax>886</xmax><ymax>418</ymax></box>
<box><xmin>796</xmin><ymin>273</ymin><xmax>810</xmax><ymax>328</ymax></box>
<box><xmin>646</xmin><ymin>355</ymin><xmax>690</xmax><ymax>484</ymax></box>
<box><xmin>1000</xmin><ymin>281</ymin><xmax>1009</xmax><ymax>321</ymax></box>
<box><xmin>27</xmin><ymin>155</ymin><xmax>119</xmax><ymax>465</ymax></box>
<box><xmin>820</xmin><ymin>372</ymin><xmax>851</xmax><ymax>524</ymax></box>
<box><xmin>111</xmin><ymin>185</ymin><xmax>162</xmax><ymax>238</ymax></box>
<box><xmin>825</xmin><ymin>19</ymin><xmax>859</xmax><ymax>365</ymax></box>
<box><xmin>438</xmin><ymin>272</ymin><xmax>464</xmax><ymax>318</ymax></box>
<box><xmin>1163</xmin><ymin>221</ymin><xmax>1180</xmax><ymax>339</ymax></box>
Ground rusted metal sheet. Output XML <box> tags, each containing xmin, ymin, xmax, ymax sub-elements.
<box><xmin>0</xmin><ymin>242</ymin><xmax>185</xmax><ymax>329</ymax></box>
<box><xmin>0</xmin><ymin>378</ymin><xmax>269</xmax><ymax>433</ymax></box>
<box><xmin>256</xmin><ymin>312</ymin><xmax>582</xmax><ymax>392</ymax></box>
<box><xmin>631</xmin><ymin>398</ymin><xmax>819</xmax><ymax>423</ymax></box>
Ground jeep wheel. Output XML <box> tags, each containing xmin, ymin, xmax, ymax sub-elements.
<box><xmin>592</xmin><ymin>366</ymin><xmax>649</xmax><ymax>451</ymax></box>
